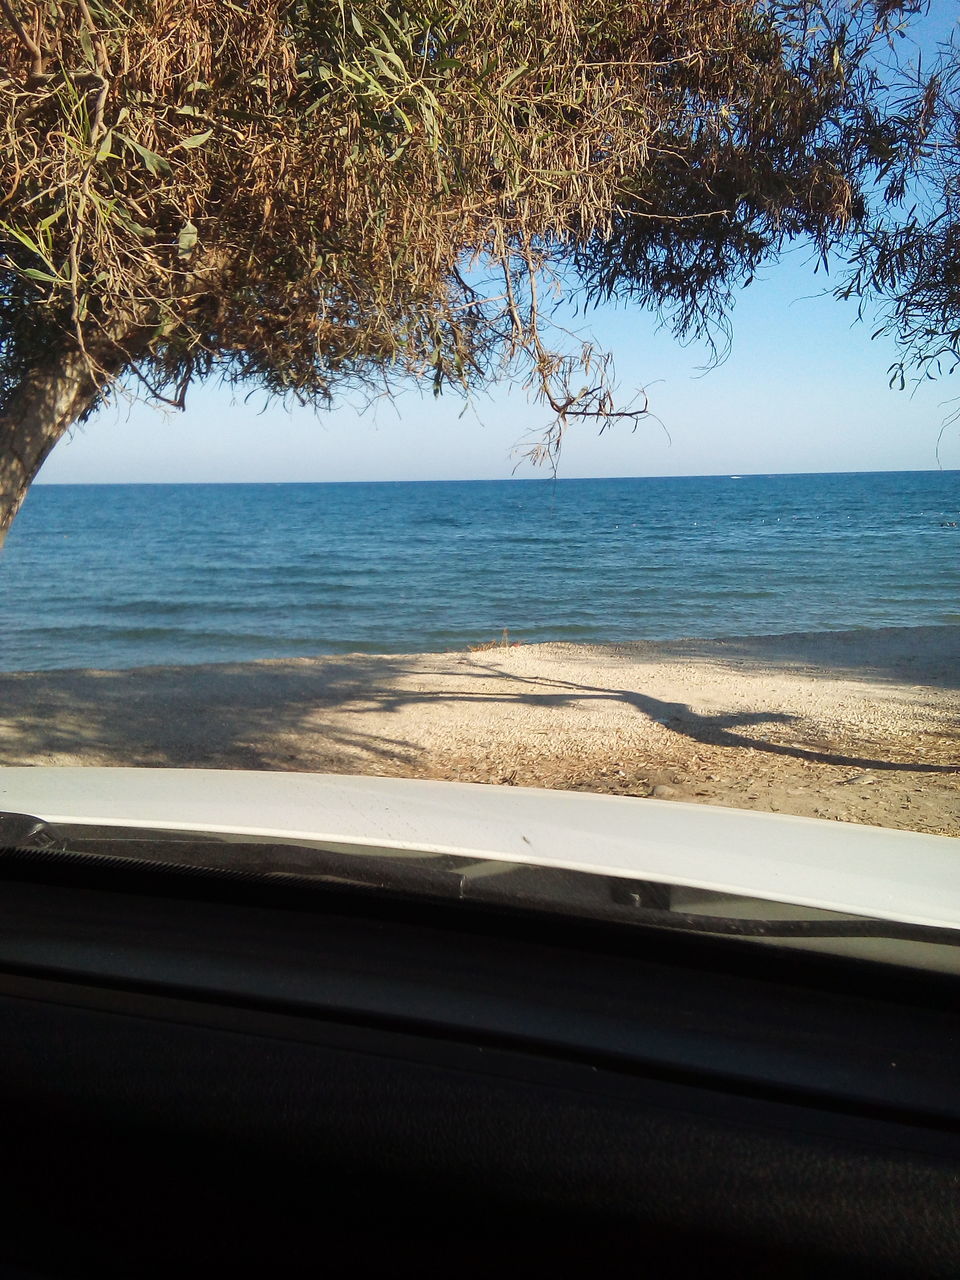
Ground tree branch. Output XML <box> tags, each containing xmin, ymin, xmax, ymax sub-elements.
<box><xmin>0</xmin><ymin>0</ymin><xmax>43</xmax><ymax>77</ymax></box>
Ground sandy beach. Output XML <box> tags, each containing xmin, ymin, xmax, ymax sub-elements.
<box><xmin>1</xmin><ymin>625</ymin><xmax>958</xmax><ymax>836</ymax></box>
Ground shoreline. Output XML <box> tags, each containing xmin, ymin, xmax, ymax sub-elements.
<box><xmin>4</xmin><ymin>621</ymin><xmax>959</xmax><ymax>678</ymax></box>
<box><xmin>2</xmin><ymin>625</ymin><xmax>958</xmax><ymax>836</ymax></box>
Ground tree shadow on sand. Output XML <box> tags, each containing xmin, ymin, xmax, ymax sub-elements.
<box><xmin>381</xmin><ymin>660</ymin><xmax>960</xmax><ymax>775</ymax></box>
<box><xmin>0</xmin><ymin>650</ymin><xmax>956</xmax><ymax>776</ymax></box>
<box><xmin>0</xmin><ymin>656</ymin><xmax>426</xmax><ymax>771</ymax></box>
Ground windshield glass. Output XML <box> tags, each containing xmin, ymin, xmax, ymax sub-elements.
<box><xmin>0</xmin><ymin>1</ymin><xmax>956</xmax><ymax>956</ymax></box>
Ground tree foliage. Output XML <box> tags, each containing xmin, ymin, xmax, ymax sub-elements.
<box><xmin>839</xmin><ymin>37</ymin><xmax>960</xmax><ymax>401</ymax></box>
<box><xmin>0</xmin><ymin>0</ymin><xmax>922</xmax><ymax>526</ymax></box>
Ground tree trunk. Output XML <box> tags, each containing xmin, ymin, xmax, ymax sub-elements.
<box><xmin>0</xmin><ymin>346</ymin><xmax>113</xmax><ymax>544</ymax></box>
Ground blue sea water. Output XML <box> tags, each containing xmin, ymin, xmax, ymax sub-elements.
<box><xmin>0</xmin><ymin>472</ymin><xmax>957</xmax><ymax>672</ymax></box>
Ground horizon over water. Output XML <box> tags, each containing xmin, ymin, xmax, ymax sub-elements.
<box><xmin>2</xmin><ymin>470</ymin><xmax>958</xmax><ymax>672</ymax></box>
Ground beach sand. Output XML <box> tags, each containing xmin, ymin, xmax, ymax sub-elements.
<box><xmin>1</xmin><ymin>625</ymin><xmax>958</xmax><ymax>835</ymax></box>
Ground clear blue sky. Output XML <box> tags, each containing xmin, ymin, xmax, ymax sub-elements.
<box><xmin>37</xmin><ymin>246</ymin><xmax>960</xmax><ymax>483</ymax></box>
<box><xmin>35</xmin><ymin>7</ymin><xmax>960</xmax><ymax>484</ymax></box>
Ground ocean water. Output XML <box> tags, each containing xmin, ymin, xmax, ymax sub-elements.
<box><xmin>0</xmin><ymin>472</ymin><xmax>957</xmax><ymax>672</ymax></box>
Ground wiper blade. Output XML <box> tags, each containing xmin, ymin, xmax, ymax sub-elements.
<box><xmin>622</xmin><ymin>905</ymin><xmax>960</xmax><ymax>948</ymax></box>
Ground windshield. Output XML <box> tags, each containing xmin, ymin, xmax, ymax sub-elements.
<box><xmin>0</xmin><ymin>1</ymin><xmax>957</xmax><ymax>962</ymax></box>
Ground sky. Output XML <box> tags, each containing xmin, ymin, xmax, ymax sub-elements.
<box><xmin>36</xmin><ymin>248</ymin><xmax>960</xmax><ymax>484</ymax></box>
<box><xmin>34</xmin><ymin>10</ymin><xmax>960</xmax><ymax>486</ymax></box>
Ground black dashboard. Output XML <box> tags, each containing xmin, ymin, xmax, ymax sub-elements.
<box><xmin>0</xmin><ymin>850</ymin><xmax>957</xmax><ymax>1277</ymax></box>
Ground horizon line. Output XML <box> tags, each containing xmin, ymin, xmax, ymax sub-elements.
<box><xmin>33</xmin><ymin>466</ymin><xmax>958</xmax><ymax>486</ymax></box>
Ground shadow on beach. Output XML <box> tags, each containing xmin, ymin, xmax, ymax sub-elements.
<box><xmin>650</xmin><ymin>625</ymin><xmax>960</xmax><ymax>692</ymax></box>
<box><xmin>1</xmin><ymin>625</ymin><xmax>957</xmax><ymax>777</ymax></box>
<box><xmin>0</xmin><ymin>656</ymin><xmax>425</xmax><ymax>772</ymax></box>
<box><xmin>458</xmin><ymin>664</ymin><xmax>960</xmax><ymax>775</ymax></box>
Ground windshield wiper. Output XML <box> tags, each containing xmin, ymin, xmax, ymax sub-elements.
<box><xmin>616</xmin><ymin>904</ymin><xmax>960</xmax><ymax>946</ymax></box>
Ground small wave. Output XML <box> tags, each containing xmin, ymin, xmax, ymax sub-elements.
<box><xmin>412</xmin><ymin>514</ymin><xmax>466</xmax><ymax>528</ymax></box>
<box><xmin>14</xmin><ymin>624</ymin><xmax>327</xmax><ymax>646</ymax></box>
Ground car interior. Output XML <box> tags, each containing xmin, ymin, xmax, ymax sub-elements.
<box><xmin>0</xmin><ymin>819</ymin><xmax>958</xmax><ymax>1277</ymax></box>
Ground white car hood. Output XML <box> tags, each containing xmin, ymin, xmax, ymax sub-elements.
<box><xmin>0</xmin><ymin>766</ymin><xmax>957</xmax><ymax>932</ymax></box>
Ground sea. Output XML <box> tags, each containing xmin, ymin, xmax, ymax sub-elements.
<box><xmin>0</xmin><ymin>471</ymin><xmax>957</xmax><ymax>672</ymax></box>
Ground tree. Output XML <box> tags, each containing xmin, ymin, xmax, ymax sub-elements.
<box><xmin>0</xmin><ymin>0</ymin><xmax>918</xmax><ymax>538</ymax></box>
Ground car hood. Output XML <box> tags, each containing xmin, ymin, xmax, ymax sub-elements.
<box><xmin>0</xmin><ymin>766</ymin><xmax>957</xmax><ymax>933</ymax></box>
